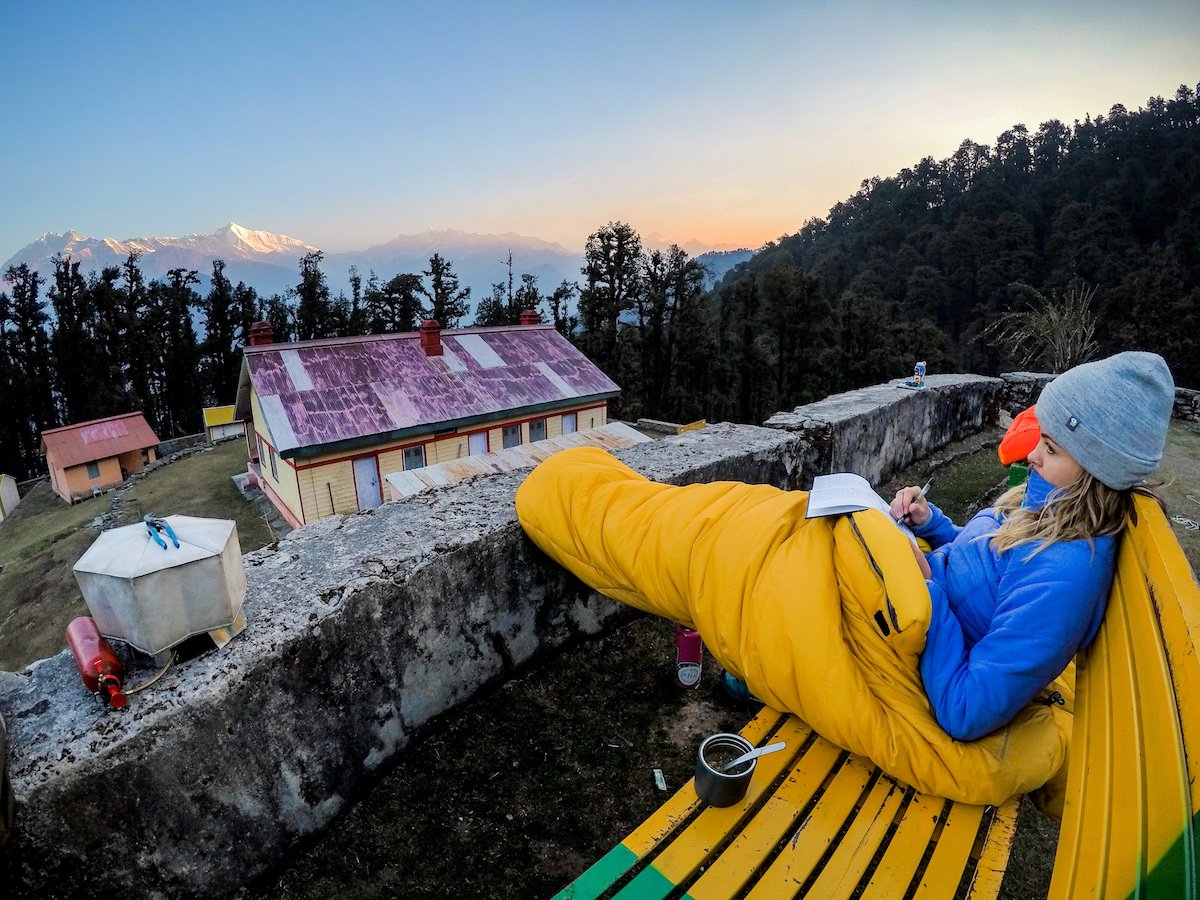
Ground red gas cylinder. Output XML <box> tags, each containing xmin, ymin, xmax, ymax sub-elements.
<box><xmin>65</xmin><ymin>617</ymin><xmax>127</xmax><ymax>709</ymax></box>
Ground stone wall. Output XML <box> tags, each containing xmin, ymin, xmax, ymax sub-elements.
<box><xmin>0</xmin><ymin>374</ymin><xmax>1033</xmax><ymax>898</ymax></box>
<box><xmin>157</xmin><ymin>431</ymin><xmax>209</xmax><ymax>457</ymax></box>
<box><xmin>1176</xmin><ymin>387</ymin><xmax>1200</xmax><ymax>423</ymax></box>
<box><xmin>763</xmin><ymin>374</ymin><xmax>1005</xmax><ymax>487</ymax></box>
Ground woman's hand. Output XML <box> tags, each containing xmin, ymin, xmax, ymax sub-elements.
<box><xmin>891</xmin><ymin>486</ymin><xmax>931</xmax><ymax>527</ymax></box>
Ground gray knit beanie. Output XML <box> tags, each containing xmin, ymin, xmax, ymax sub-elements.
<box><xmin>1035</xmin><ymin>351</ymin><xmax>1174</xmax><ymax>490</ymax></box>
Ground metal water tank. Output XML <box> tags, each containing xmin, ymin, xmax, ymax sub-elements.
<box><xmin>73</xmin><ymin>515</ymin><xmax>247</xmax><ymax>665</ymax></box>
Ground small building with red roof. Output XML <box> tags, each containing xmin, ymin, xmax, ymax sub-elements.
<box><xmin>40</xmin><ymin>412</ymin><xmax>160</xmax><ymax>503</ymax></box>
<box><xmin>234</xmin><ymin>317</ymin><xmax>620</xmax><ymax>527</ymax></box>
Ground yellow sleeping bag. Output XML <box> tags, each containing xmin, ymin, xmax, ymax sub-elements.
<box><xmin>515</xmin><ymin>447</ymin><xmax>1065</xmax><ymax>805</ymax></box>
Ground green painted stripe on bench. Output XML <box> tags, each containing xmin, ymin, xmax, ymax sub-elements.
<box><xmin>1129</xmin><ymin>807</ymin><xmax>1198</xmax><ymax>899</ymax></box>
<box><xmin>553</xmin><ymin>844</ymin><xmax>640</xmax><ymax>900</ymax></box>
<box><xmin>613</xmin><ymin>863</ymin><xmax>681</xmax><ymax>899</ymax></box>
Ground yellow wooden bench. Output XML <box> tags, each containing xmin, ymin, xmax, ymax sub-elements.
<box><xmin>558</xmin><ymin>495</ymin><xmax>1199</xmax><ymax>899</ymax></box>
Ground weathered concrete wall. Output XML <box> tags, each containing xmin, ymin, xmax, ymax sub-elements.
<box><xmin>764</xmin><ymin>374</ymin><xmax>1004</xmax><ymax>487</ymax></box>
<box><xmin>0</xmin><ymin>423</ymin><xmax>810</xmax><ymax>899</ymax></box>
<box><xmin>0</xmin><ymin>374</ymin><xmax>1045</xmax><ymax>898</ymax></box>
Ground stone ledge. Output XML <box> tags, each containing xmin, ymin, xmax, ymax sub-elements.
<box><xmin>763</xmin><ymin>374</ymin><xmax>1003</xmax><ymax>487</ymax></box>
<box><xmin>0</xmin><ymin>422</ymin><xmax>804</xmax><ymax>899</ymax></box>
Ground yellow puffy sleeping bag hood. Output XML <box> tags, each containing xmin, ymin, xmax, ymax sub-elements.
<box><xmin>515</xmin><ymin>447</ymin><xmax>1065</xmax><ymax>806</ymax></box>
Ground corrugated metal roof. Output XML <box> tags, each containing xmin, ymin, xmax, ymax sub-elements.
<box><xmin>384</xmin><ymin>422</ymin><xmax>651</xmax><ymax>500</ymax></box>
<box><xmin>40</xmin><ymin>412</ymin><xmax>160</xmax><ymax>469</ymax></box>
<box><xmin>203</xmin><ymin>405</ymin><xmax>237</xmax><ymax>427</ymax></box>
<box><xmin>239</xmin><ymin>324</ymin><xmax>620</xmax><ymax>457</ymax></box>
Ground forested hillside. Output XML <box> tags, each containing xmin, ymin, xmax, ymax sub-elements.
<box><xmin>701</xmin><ymin>83</ymin><xmax>1200</xmax><ymax>424</ymax></box>
<box><xmin>2</xmin><ymin>83</ymin><xmax>1196</xmax><ymax>482</ymax></box>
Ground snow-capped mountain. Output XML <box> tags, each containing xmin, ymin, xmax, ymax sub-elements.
<box><xmin>2</xmin><ymin>223</ymin><xmax>585</xmax><ymax>300</ymax></box>
<box><xmin>3</xmin><ymin>223</ymin><xmax>754</xmax><ymax>302</ymax></box>
<box><xmin>3</xmin><ymin>223</ymin><xmax>319</xmax><ymax>295</ymax></box>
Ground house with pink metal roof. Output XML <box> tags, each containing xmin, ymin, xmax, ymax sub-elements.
<box><xmin>40</xmin><ymin>412</ymin><xmax>160</xmax><ymax>503</ymax></box>
<box><xmin>233</xmin><ymin>318</ymin><xmax>620</xmax><ymax>527</ymax></box>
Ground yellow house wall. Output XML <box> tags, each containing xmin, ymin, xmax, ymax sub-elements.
<box><xmin>250</xmin><ymin>390</ymin><xmax>304</xmax><ymax>524</ymax></box>
<box><xmin>281</xmin><ymin>400</ymin><xmax>610</xmax><ymax>523</ymax></box>
<box><xmin>297</xmin><ymin>461</ymin><xmax>359</xmax><ymax>521</ymax></box>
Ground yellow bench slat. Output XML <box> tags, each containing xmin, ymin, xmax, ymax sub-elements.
<box><xmin>1051</xmin><ymin>513</ymin><xmax>1197</xmax><ymax>898</ymax></box>
<box><xmin>912</xmin><ymin>801</ymin><xmax>987</xmax><ymax>900</ymax></box>
<box><xmin>1116</xmin><ymin>543</ymin><xmax>1194</xmax><ymax>891</ymax></box>
<box><xmin>964</xmin><ymin>797</ymin><xmax>1020</xmax><ymax>899</ymax></box>
<box><xmin>1133</xmin><ymin>496</ymin><xmax>1200</xmax><ymax>816</ymax></box>
<box><xmin>802</xmin><ymin>775</ymin><xmax>908</xmax><ymax>898</ymax></box>
<box><xmin>631</xmin><ymin>716</ymin><xmax>810</xmax><ymax>891</ymax></box>
<box><xmin>858</xmin><ymin>793</ymin><xmax>944</xmax><ymax>899</ymax></box>
<box><xmin>744</xmin><ymin>758</ymin><xmax>876</xmax><ymax>897</ymax></box>
<box><xmin>687</xmin><ymin>736</ymin><xmax>843</xmax><ymax>898</ymax></box>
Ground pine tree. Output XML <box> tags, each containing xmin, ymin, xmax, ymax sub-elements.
<box><xmin>3</xmin><ymin>264</ymin><xmax>54</xmax><ymax>476</ymax></box>
<box><xmin>366</xmin><ymin>273</ymin><xmax>424</xmax><ymax>333</ymax></box>
<box><xmin>48</xmin><ymin>254</ymin><xmax>94</xmax><ymax>423</ymax></box>
<box><xmin>418</xmin><ymin>253</ymin><xmax>471</xmax><ymax>327</ymax></box>
<box><xmin>578</xmin><ymin>222</ymin><xmax>643</xmax><ymax>383</ymax></box>
<box><xmin>257</xmin><ymin>293</ymin><xmax>295</xmax><ymax>343</ymax></box>
<box><xmin>156</xmin><ymin>268</ymin><xmax>204</xmax><ymax>436</ymax></box>
<box><xmin>294</xmin><ymin>251</ymin><xmax>334</xmax><ymax>341</ymax></box>
<box><xmin>118</xmin><ymin>253</ymin><xmax>155</xmax><ymax>419</ymax></box>
<box><xmin>638</xmin><ymin>246</ymin><xmax>705</xmax><ymax>418</ymax></box>
<box><xmin>547</xmin><ymin>280</ymin><xmax>578</xmax><ymax>337</ymax></box>
<box><xmin>201</xmin><ymin>259</ymin><xmax>242</xmax><ymax>404</ymax></box>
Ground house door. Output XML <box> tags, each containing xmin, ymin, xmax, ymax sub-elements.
<box><xmin>353</xmin><ymin>456</ymin><xmax>382</xmax><ymax>510</ymax></box>
<box><xmin>468</xmin><ymin>432</ymin><xmax>488</xmax><ymax>456</ymax></box>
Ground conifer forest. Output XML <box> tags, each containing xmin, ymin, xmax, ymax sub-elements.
<box><xmin>2</xmin><ymin>84</ymin><xmax>1198</xmax><ymax>481</ymax></box>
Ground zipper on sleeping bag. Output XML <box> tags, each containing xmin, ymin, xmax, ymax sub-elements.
<box><xmin>849</xmin><ymin>514</ymin><xmax>904</xmax><ymax>638</ymax></box>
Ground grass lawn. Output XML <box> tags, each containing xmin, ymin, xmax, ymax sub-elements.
<box><xmin>0</xmin><ymin>440</ymin><xmax>274</xmax><ymax>672</ymax></box>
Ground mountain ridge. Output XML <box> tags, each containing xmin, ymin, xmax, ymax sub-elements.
<box><xmin>3</xmin><ymin>222</ymin><xmax>754</xmax><ymax>300</ymax></box>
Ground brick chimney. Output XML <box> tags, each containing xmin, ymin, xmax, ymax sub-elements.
<box><xmin>419</xmin><ymin>319</ymin><xmax>444</xmax><ymax>356</ymax></box>
<box><xmin>248</xmin><ymin>321</ymin><xmax>274</xmax><ymax>346</ymax></box>
<box><xmin>519</xmin><ymin>309</ymin><xmax>541</xmax><ymax>326</ymax></box>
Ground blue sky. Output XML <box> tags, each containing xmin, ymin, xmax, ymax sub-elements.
<box><xmin>2</xmin><ymin>1</ymin><xmax>1197</xmax><ymax>259</ymax></box>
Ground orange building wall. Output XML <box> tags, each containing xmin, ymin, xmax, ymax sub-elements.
<box><xmin>48</xmin><ymin>447</ymin><xmax>157</xmax><ymax>503</ymax></box>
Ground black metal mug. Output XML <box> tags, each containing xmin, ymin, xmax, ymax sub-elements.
<box><xmin>695</xmin><ymin>732</ymin><xmax>756</xmax><ymax>807</ymax></box>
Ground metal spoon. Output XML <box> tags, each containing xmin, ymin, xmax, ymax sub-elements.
<box><xmin>722</xmin><ymin>741</ymin><xmax>786</xmax><ymax>772</ymax></box>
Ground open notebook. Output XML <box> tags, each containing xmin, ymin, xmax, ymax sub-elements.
<box><xmin>805</xmin><ymin>472</ymin><xmax>917</xmax><ymax>542</ymax></box>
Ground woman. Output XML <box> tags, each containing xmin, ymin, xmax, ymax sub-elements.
<box><xmin>515</xmin><ymin>351</ymin><xmax>1175</xmax><ymax>802</ymax></box>
<box><xmin>891</xmin><ymin>350</ymin><xmax>1174</xmax><ymax>740</ymax></box>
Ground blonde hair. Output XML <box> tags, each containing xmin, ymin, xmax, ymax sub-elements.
<box><xmin>989</xmin><ymin>473</ymin><xmax>1161</xmax><ymax>556</ymax></box>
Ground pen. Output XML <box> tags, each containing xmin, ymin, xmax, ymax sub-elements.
<box><xmin>903</xmin><ymin>478</ymin><xmax>934</xmax><ymax>523</ymax></box>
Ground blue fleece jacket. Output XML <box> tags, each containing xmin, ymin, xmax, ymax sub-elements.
<box><xmin>914</xmin><ymin>471</ymin><xmax>1116</xmax><ymax>741</ymax></box>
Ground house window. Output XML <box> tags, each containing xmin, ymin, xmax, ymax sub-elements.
<box><xmin>530</xmin><ymin>418</ymin><xmax>546</xmax><ymax>442</ymax></box>
<box><xmin>269</xmin><ymin>447</ymin><xmax>278</xmax><ymax>480</ymax></box>
<box><xmin>256</xmin><ymin>435</ymin><xmax>265</xmax><ymax>464</ymax></box>
<box><xmin>403</xmin><ymin>445</ymin><xmax>426</xmax><ymax>470</ymax></box>
<box><xmin>562</xmin><ymin>412</ymin><xmax>577</xmax><ymax>435</ymax></box>
<box><xmin>86</xmin><ymin>461</ymin><xmax>100</xmax><ymax>479</ymax></box>
<box><xmin>502</xmin><ymin>424</ymin><xmax>521</xmax><ymax>449</ymax></box>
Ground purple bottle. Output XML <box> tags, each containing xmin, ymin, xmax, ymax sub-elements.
<box><xmin>674</xmin><ymin>624</ymin><xmax>703</xmax><ymax>689</ymax></box>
